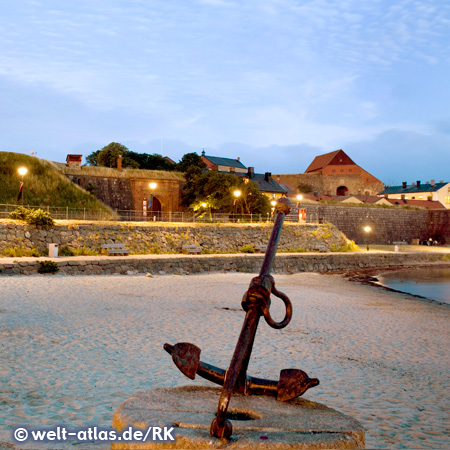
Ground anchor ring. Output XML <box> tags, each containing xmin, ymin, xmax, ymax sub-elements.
<box><xmin>262</xmin><ymin>286</ymin><xmax>292</xmax><ymax>329</ymax></box>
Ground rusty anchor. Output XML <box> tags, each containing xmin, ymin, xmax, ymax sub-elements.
<box><xmin>164</xmin><ymin>197</ymin><xmax>319</xmax><ymax>440</ymax></box>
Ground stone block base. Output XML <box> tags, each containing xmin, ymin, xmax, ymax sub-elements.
<box><xmin>111</xmin><ymin>386</ymin><xmax>365</xmax><ymax>449</ymax></box>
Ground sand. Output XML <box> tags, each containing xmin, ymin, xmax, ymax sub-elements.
<box><xmin>1</xmin><ymin>272</ymin><xmax>449</xmax><ymax>449</ymax></box>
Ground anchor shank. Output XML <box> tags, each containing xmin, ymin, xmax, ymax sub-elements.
<box><xmin>211</xmin><ymin>307</ymin><xmax>261</xmax><ymax>438</ymax></box>
<box><xmin>259</xmin><ymin>206</ymin><xmax>288</xmax><ymax>277</ymax></box>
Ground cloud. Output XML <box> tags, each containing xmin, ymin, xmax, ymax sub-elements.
<box><xmin>344</xmin><ymin>129</ymin><xmax>450</xmax><ymax>185</ymax></box>
<box><xmin>197</xmin><ymin>0</ymin><xmax>236</xmax><ymax>7</ymax></box>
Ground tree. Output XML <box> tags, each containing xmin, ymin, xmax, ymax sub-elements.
<box><xmin>181</xmin><ymin>169</ymin><xmax>269</xmax><ymax>215</ymax></box>
<box><xmin>175</xmin><ymin>152</ymin><xmax>206</xmax><ymax>172</ymax></box>
<box><xmin>85</xmin><ymin>150</ymin><xmax>100</xmax><ymax>166</ymax></box>
<box><xmin>86</xmin><ymin>142</ymin><xmax>128</xmax><ymax>167</ymax></box>
<box><xmin>126</xmin><ymin>151</ymin><xmax>175</xmax><ymax>171</ymax></box>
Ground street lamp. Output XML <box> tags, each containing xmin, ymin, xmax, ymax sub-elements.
<box><xmin>270</xmin><ymin>200</ymin><xmax>277</xmax><ymax>219</ymax></box>
<box><xmin>17</xmin><ymin>167</ymin><xmax>28</xmax><ymax>205</ymax></box>
<box><xmin>233</xmin><ymin>190</ymin><xmax>241</xmax><ymax>222</ymax></box>
<box><xmin>364</xmin><ymin>226</ymin><xmax>371</xmax><ymax>251</ymax></box>
<box><xmin>149</xmin><ymin>182</ymin><xmax>157</xmax><ymax>218</ymax></box>
<box><xmin>296</xmin><ymin>194</ymin><xmax>304</xmax><ymax>223</ymax></box>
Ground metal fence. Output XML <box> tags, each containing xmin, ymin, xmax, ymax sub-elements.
<box><xmin>0</xmin><ymin>204</ymin><xmax>116</xmax><ymax>221</ymax></box>
<box><xmin>1</xmin><ymin>204</ymin><xmax>307</xmax><ymax>224</ymax></box>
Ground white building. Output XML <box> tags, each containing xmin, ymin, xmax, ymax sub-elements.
<box><xmin>378</xmin><ymin>180</ymin><xmax>450</xmax><ymax>209</ymax></box>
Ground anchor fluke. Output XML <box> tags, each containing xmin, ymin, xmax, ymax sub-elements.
<box><xmin>164</xmin><ymin>342</ymin><xmax>201</xmax><ymax>380</ymax></box>
<box><xmin>277</xmin><ymin>368</ymin><xmax>320</xmax><ymax>402</ymax></box>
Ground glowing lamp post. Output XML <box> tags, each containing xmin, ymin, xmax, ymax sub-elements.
<box><xmin>17</xmin><ymin>167</ymin><xmax>28</xmax><ymax>205</ymax></box>
<box><xmin>149</xmin><ymin>182</ymin><xmax>157</xmax><ymax>219</ymax></box>
<box><xmin>364</xmin><ymin>226</ymin><xmax>372</xmax><ymax>251</ymax></box>
<box><xmin>233</xmin><ymin>190</ymin><xmax>241</xmax><ymax>222</ymax></box>
<box><xmin>296</xmin><ymin>194</ymin><xmax>304</xmax><ymax>222</ymax></box>
<box><xmin>201</xmin><ymin>202</ymin><xmax>212</xmax><ymax>221</ymax></box>
<box><xmin>271</xmin><ymin>199</ymin><xmax>277</xmax><ymax>219</ymax></box>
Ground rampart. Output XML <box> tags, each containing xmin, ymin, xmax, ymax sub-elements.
<box><xmin>0</xmin><ymin>220</ymin><xmax>350</xmax><ymax>255</ymax></box>
<box><xmin>299</xmin><ymin>204</ymin><xmax>450</xmax><ymax>245</ymax></box>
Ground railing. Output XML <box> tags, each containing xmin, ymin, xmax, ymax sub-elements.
<box><xmin>0</xmin><ymin>204</ymin><xmax>311</xmax><ymax>224</ymax></box>
<box><xmin>0</xmin><ymin>204</ymin><xmax>117</xmax><ymax>221</ymax></box>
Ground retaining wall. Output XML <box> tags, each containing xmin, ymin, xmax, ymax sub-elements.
<box><xmin>0</xmin><ymin>220</ymin><xmax>350</xmax><ymax>255</ymax></box>
<box><xmin>1</xmin><ymin>252</ymin><xmax>448</xmax><ymax>276</ymax></box>
<box><xmin>299</xmin><ymin>205</ymin><xmax>450</xmax><ymax>244</ymax></box>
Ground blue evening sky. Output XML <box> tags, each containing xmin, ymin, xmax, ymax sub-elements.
<box><xmin>1</xmin><ymin>0</ymin><xmax>449</xmax><ymax>185</ymax></box>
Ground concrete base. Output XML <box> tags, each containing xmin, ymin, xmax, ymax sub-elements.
<box><xmin>111</xmin><ymin>386</ymin><xmax>365</xmax><ymax>449</ymax></box>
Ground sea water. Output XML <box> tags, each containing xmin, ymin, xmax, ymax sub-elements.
<box><xmin>378</xmin><ymin>268</ymin><xmax>450</xmax><ymax>304</ymax></box>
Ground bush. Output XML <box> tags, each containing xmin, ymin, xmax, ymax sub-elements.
<box><xmin>8</xmin><ymin>206</ymin><xmax>54</xmax><ymax>228</ymax></box>
<box><xmin>240</xmin><ymin>244</ymin><xmax>255</xmax><ymax>253</ymax></box>
<box><xmin>37</xmin><ymin>260</ymin><xmax>59</xmax><ymax>274</ymax></box>
<box><xmin>26</xmin><ymin>209</ymin><xmax>54</xmax><ymax>227</ymax></box>
<box><xmin>9</xmin><ymin>206</ymin><xmax>31</xmax><ymax>220</ymax></box>
<box><xmin>58</xmin><ymin>245</ymin><xmax>75</xmax><ymax>256</ymax></box>
<box><xmin>73</xmin><ymin>246</ymin><xmax>98</xmax><ymax>256</ymax></box>
<box><xmin>1</xmin><ymin>246</ymin><xmax>40</xmax><ymax>257</ymax></box>
<box><xmin>28</xmin><ymin>248</ymin><xmax>40</xmax><ymax>257</ymax></box>
<box><xmin>331</xmin><ymin>240</ymin><xmax>359</xmax><ymax>252</ymax></box>
<box><xmin>2</xmin><ymin>246</ymin><xmax>26</xmax><ymax>257</ymax></box>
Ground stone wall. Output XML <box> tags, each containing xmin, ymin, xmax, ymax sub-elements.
<box><xmin>67</xmin><ymin>175</ymin><xmax>134</xmax><ymax>211</ymax></box>
<box><xmin>0</xmin><ymin>220</ymin><xmax>350</xmax><ymax>255</ymax></box>
<box><xmin>297</xmin><ymin>205</ymin><xmax>450</xmax><ymax>245</ymax></box>
<box><xmin>65</xmin><ymin>175</ymin><xmax>183</xmax><ymax>214</ymax></box>
<box><xmin>1</xmin><ymin>252</ymin><xmax>449</xmax><ymax>276</ymax></box>
<box><xmin>275</xmin><ymin>173</ymin><xmax>384</xmax><ymax>196</ymax></box>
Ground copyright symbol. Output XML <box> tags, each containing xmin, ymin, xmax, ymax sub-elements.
<box><xmin>14</xmin><ymin>428</ymin><xmax>28</xmax><ymax>442</ymax></box>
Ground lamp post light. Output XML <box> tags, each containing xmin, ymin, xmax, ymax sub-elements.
<box><xmin>364</xmin><ymin>226</ymin><xmax>372</xmax><ymax>251</ymax></box>
<box><xmin>270</xmin><ymin>199</ymin><xmax>277</xmax><ymax>219</ymax></box>
<box><xmin>296</xmin><ymin>194</ymin><xmax>304</xmax><ymax>223</ymax></box>
<box><xmin>17</xmin><ymin>167</ymin><xmax>28</xmax><ymax>205</ymax></box>
<box><xmin>233</xmin><ymin>190</ymin><xmax>241</xmax><ymax>222</ymax></box>
<box><xmin>149</xmin><ymin>182</ymin><xmax>157</xmax><ymax>220</ymax></box>
<box><xmin>201</xmin><ymin>202</ymin><xmax>211</xmax><ymax>221</ymax></box>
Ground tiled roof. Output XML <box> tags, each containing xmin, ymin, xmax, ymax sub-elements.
<box><xmin>236</xmin><ymin>172</ymin><xmax>288</xmax><ymax>194</ymax></box>
<box><xmin>386</xmin><ymin>199</ymin><xmax>446</xmax><ymax>210</ymax></box>
<box><xmin>305</xmin><ymin>149</ymin><xmax>355</xmax><ymax>173</ymax></box>
<box><xmin>203</xmin><ymin>155</ymin><xmax>247</xmax><ymax>169</ymax></box>
<box><xmin>305</xmin><ymin>150</ymin><xmax>340</xmax><ymax>173</ymax></box>
<box><xmin>378</xmin><ymin>182</ymin><xmax>448</xmax><ymax>195</ymax></box>
<box><xmin>278</xmin><ymin>184</ymin><xmax>294</xmax><ymax>194</ymax></box>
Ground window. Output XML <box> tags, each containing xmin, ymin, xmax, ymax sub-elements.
<box><xmin>332</xmin><ymin>169</ymin><xmax>336</xmax><ymax>173</ymax></box>
<box><xmin>349</xmin><ymin>169</ymin><xmax>352</xmax><ymax>173</ymax></box>
<box><xmin>445</xmin><ymin>196</ymin><xmax>450</xmax><ymax>204</ymax></box>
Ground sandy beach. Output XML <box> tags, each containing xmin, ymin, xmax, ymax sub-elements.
<box><xmin>1</xmin><ymin>271</ymin><xmax>449</xmax><ymax>449</ymax></box>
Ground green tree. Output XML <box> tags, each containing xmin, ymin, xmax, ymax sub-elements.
<box><xmin>126</xmin><ymin>151</ymin><xmax>175</xmax><ymax>171</ymax></box>
<box><xmin>96</xmin><ymin>142</ymin><xmax>128</xmax><ymax>168</ymax></box>
<box><xmin>182</xmin><ymin>169</ymin><xmax>269</xmax><ymax>215</ymax></box>
<box><xmin>175</xmin><ymin>152</ymin><xmax>206</xmax><ymax>172</ymax></box>
<box><xmin>85</xmin><ymin>150</ymin><xmax>100</xmax><ymax>166</ymax></box>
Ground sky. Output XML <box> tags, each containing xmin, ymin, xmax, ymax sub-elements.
<box><xmin>1</xmin><ymin>0</ymin><xmax>450</xmax><ymax>186</ymax></box>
